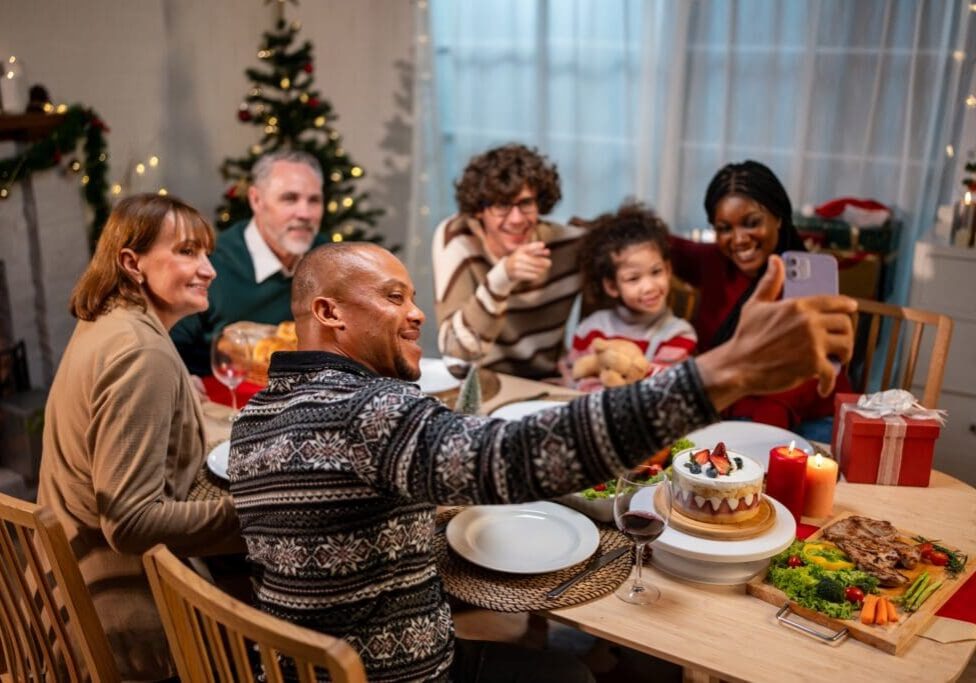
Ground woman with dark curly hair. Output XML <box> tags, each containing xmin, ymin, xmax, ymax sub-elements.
<box><xmin>566</xmin><ymin>202</ymin><xmax>697</xmax><ymax>391</ymax></box>
<box><xmin>670</xmin><ymin>160</ymin><xmax>849</xmax><ymax>434</ymax></box>
<box><xmin>432</xmin><ymin>144</ymin><xmax>586</xmax><ymax>379</ymax></box>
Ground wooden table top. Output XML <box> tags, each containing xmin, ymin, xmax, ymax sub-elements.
<box><xmin>203</xmin><ymin>372</ymin><xmax>976</xmax><ymax>681</ymax></box>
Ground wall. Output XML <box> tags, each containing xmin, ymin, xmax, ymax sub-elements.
<box><xmin>0</xmin><ymin>0</ymin><xmax>415</xmax><ymax>381</ymax></box>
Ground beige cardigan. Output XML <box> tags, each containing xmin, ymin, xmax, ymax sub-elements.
<box><xmin>38</xmin><ymin>304</ymin><xmax>243</xmax><ymax>681</ymax></box>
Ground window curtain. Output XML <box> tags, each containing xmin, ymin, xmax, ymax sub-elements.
<box><xmin>405</xmin><ymin>0</ymin><xmax>975</xmax><ymax>353</ymax></box>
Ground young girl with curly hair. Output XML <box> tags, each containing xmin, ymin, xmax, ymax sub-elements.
<box><xmin>567</xmin><ymin>202</ymin><xmax>697</xmax><ymax>391</ymax></box>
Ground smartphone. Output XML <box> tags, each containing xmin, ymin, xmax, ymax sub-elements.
<box><xmin>782</xmin><ymin>251</ymin><xmax>838</xmax><ymax>299</ymax></box>
<box><xmin>782</xmin><ymin>250</ymin><xmax>841</xmax><ymax>372</ymax></box>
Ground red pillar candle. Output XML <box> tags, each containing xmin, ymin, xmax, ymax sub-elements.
<box><xmin>765</xmin><ymin>444</ymin><xmax>809</xmax><ymax>523</ymax></box>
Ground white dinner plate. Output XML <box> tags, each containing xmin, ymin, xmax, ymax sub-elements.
<box><xmin>446</xmin><ymin>501</ymin><xmax>600</xmax><ymax>574</ymax></box>
<box><xmin>417</xmin><ymin>358</ymin><xmax>461</xmax><ymax>394</ymax></box>
<box><xmin>684</xmin><ymin>421</ymin><xmax>813</xmax><ymax>471</ymax></box>
<box><xmin>489</xmin><ymin>400</ymin><xmax>566</xmax><ymax>421</ymax></box>
<box><xmin>206</xmin><ymin>440</ymin><xmax>230</xmax><ymax>481</ymax></box>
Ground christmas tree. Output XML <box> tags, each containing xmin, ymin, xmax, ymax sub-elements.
<box><xmin>216</xmin><ymin>16</ymin><xmax>388</xmax><ymax>246</ymax></box>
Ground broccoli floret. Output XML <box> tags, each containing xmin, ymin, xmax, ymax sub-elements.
<box><xmin>814</xmin><ymin>577</ymin><xmax>846</xmax><ymax>603</ymax></box>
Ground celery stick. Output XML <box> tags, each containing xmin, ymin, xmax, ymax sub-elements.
<box><xmin>908</xmin><ymin>580</ymin><xmax>943</xmax><ymax>612</ymax></box>
<box><xmin>903</xmin><ymin>574</ymin><xmax>929</xmax><ymax>604</ymax></box>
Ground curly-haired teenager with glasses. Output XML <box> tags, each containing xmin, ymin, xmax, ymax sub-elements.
<box><xmin>432</xmin><ymin>144</ymin><xmax>586</xmax><ymax>379</ymax></box>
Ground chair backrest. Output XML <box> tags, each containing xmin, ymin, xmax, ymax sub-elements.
<box><xmin>848</xmin><ymin>298</ymin><xmax>954</xmax><ymax>408</ymax></box>
<box><xmin>143</xmin><ymin>544</ymin><xmax>366</xmax><ymax>683</ymax></box>
<box><xmin>669</xmin><ymin>277</ymin><xmax>699</xmax><ymax>323</ymax></box>
<box><xmin>0</xmin><ymin>492</ymin><xmax>119</xmax><ymax>682</ymax></box>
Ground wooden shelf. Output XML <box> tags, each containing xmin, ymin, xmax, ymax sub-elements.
<box><xmin>0</xmin><ymin>113</ymin><xmax>66</xmax><ymax>143</ymax></box>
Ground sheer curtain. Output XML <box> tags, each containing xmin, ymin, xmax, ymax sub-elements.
<box><xmin>405</xmin><ymin>0</ymin><xmax>975</xmax><ymax>353</ymax></box>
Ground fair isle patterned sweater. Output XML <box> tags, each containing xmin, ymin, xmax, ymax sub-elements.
<box><xmin>229</xmin><ymin>351</ymin><xmax>718</xmax><ymax>681</ymax></box>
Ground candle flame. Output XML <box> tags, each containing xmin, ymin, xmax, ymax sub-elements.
<box><xmin>966</xmin><ymin>191</ymin><xmax>973</xmax><ymax>206</ymax></box>
<box><xmin>814</xmin><ymin>453</ymin><xmax>824</xmax><ymax>467</ymax></box>
<box><xmin>787</xmin><ymin>440</ymin><xmax>796</xmax><ymax>457</ymax></box>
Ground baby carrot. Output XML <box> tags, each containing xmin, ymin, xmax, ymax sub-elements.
<box><xmin>885</xmin><ymin>597</ymin><xmax>898</xmax><ymax>622</ymax></box>
<box><xmin>861</xmin><ymin>595</ymin><xmax>878</xmax><ymax>624</ymax></box>
<box><xmin>875</xmin><ymin>597</ymin><xmax>889</xmax><ymax>625</ymax></box>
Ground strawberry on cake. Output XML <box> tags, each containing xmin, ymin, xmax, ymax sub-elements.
<box><xmin>671</xmin><ymin>442</ymin><xmax>764</xmax><ymax>524</ymax></box>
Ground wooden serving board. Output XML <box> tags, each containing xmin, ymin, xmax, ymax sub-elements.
<box><xmin>656</xmin><ymin>486</ymin><xmax>776</xmax><ymax>540</ymax></box>
<box><xmin>746</xmin><ymin>511</ymin><xmax>975</xmax><ymax>655</ymax></box>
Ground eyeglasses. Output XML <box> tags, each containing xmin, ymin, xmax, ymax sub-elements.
<box><xmin>485</xmin><ymin>197</ymin><xmax>539</xmax><ymax>218</ymax></box>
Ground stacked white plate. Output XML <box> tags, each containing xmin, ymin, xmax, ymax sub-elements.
<box><xmin>631</xmin><ymin>487</ymin><xmax>796</xmax><ymax>585</ymax></box>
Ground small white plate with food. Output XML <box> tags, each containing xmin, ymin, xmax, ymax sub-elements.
<box><xmin>417</xmin><ymin>358</ymin><xmax>462</xmax><ymax>394</ymax></box>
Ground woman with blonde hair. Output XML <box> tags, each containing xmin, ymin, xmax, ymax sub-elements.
<box><xmin>38</xmin><ymin>193</ymin><xmax>243</xmax><ymax>681</ymax></box>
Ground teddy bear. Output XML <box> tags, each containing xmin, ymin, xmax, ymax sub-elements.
<box><xmin>571</xmin><ymin>338</ymin><xmax>650</xmax><ymax>388</ymax></box>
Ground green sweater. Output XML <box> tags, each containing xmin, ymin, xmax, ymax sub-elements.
<box><xmin>171</xmin><ymin>221</ymin><xmax>327</xmax><ymax>375</ymax></box>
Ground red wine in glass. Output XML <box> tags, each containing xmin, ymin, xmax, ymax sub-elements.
<box><xmin>618</xmin><ymin>510</ymin><xmax>666</xmax><ymax>543</ymax></box>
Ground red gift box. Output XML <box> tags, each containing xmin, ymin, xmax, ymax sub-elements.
<box><xmin>831</xmin><ymin>393</ymin><xmax>941</xmax><ymax>486</ymax></box>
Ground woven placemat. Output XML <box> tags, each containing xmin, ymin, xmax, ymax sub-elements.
<box><xmin>187</xmin><ymin>465</ymin><xmax>229</xmax><ymax>502</ymax></box>
<box><xmin>431</xmin><ymin>369</ymin><xmax>502</xmax><ymax>407</ymax></box>
<box><xmin>434</xmin><ymin>507</ymin><xmax>632</xmax><ymax>612</ymax></box>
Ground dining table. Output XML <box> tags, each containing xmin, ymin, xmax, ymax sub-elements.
<box><xmin>199</xmin><ymin>370</ymin><xmax>976</xmax><ymax>682</ymax></box>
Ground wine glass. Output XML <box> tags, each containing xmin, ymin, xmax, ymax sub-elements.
<box><xmin>440</xmin><ymin>325</ymin><xmax>485</xmax><ymax>380</ymax></box>
<box><xmin>612</xmin><ymin>472</ymin><xmax>672</xmax><ymax>605</ymax></box>
<box><xmin>211</xmin><ymin>328</ymin><xmax>251</xmax><ymax>419</ymax></box>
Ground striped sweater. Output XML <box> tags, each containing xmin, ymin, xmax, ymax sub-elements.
<box><xmin>432</xmin><ymin>214</ymin><xmax>585</xmax><ymax>379</ymax></box>
<box><xmin>228</xmin><ymin>351</ymin><xmax>718</xmax><ymax>682</ymax></box>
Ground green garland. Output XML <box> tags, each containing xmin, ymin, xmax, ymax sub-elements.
<box><xmin>0</xmin><ymin>105</ymin><xmax>110</xmax><ymax>250</ymax></box>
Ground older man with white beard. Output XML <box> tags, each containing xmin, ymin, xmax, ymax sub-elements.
<box><xmin>172</xmin><ymin>150</ymin><xmax>328</xmax><ymax>375</ymax></box>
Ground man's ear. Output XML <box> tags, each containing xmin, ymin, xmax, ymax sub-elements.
<box><xmin>311</xmin><ymin>296</ymin><xmax>345</xmax><ymax>330</ymax></box>
<box><xmin>602</xmin><ymin>277</ymin><xmax>620</xmax><ymax>299</ymax></box>
<box><xmin>119</xmin><ymin>248</ymin><xmax>143</xmax><ymax>283</ymax></box>
<box><xmin>247</xmin><ymin>184</ymin><xmax>261</xmax><ymax>214</ymax></box>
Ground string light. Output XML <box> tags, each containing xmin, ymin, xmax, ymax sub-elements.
<box><xmin>148</xmin><ymin>155</ymin><xmax>159</xmax><ymax>167</ymax></box>
<box><xmin>81</xmin><ymin>175</ymin><xmax>90</xmax><ymax>185</ymax></box>
<box><xmin>968</xmin><ymin>95</ymin><xmax>976</xmax><ymax>109</ymax></box>
<box><xmin>98</xmin><ymin>153</ymin><xmax>107</xmax><ymax>162</ymax></box>
<box><xmin>314</xmin><ymin>116</ymin><xmax>325</xmax><ymax>127</ymax></box>
<box><xmin>135</xmin><ymin>163</ymin><xmax>146</xmax><ymax>175</ymax></box>
<box><xmin>299</xmin><ymin>92</ymin><xmax>309</xmax><ymax>103</ymax></box>
<box><xmin>264</xmin><ymin>124</ymin><xmax>276</xmax><ymax>134</ymax></box>
<box><xmin>954</xmin><ymin>51</ymin><xmax>966</xmax><ymax>62</ymax></box>
<box><xmin>250</xmin><ymin>144</ymin><xmax>263</xmax><ymax>155</ymax></box>
<box><xmin>350</xmin><ymin>166</ymin><xmax>363</xmax><ymax>177</ymax></box>
<box><xmin>330</xmin><ymin>171</ymin><xmax>342</xmax><ymax>182</ymax></box>
<box><xmin>69</xmin><ymin>160</ymin><xmax>82</xmax><ymax>172</ymax></box>
<box><xmin>280</xmin><ymin>77</ymin><xmax>291</xmax><ymax>89</ymax></box>
<box><xmin>341</xmin><ymin>197</ymin><xmax>353</xmax><ymax>208</ymax></box>
<box><xmin>331</xmin><ymin>233</ymin><xmax>343</xmax><ymax>242</ymax></box>
<box><xmin>947</xmin><ymin>145</ymin><xmax>955</xmax><ymax>158</ymax></box>
<box><xmin>267</xmin><ymin>116</ymin><xmax>278</xmax><ymax>126</ymax></box>
<box><xmin>111</xmin><ymin>184</ymin><xmax>122</xmax><ymax>195</ymax></box>
<box><xmin>220</xmin><ymin>211</ymin><xmax>231</xmax><ymax>222</ymax></box>
<box><xmin>329</xmin><ymin>131</ymin><xmax>339</xmax><ymax>140</ymax></box>
<box><xmin>42</xmin><ymin>102</ymin><xmax>54</xmax><ymax>113</ymax></box>
<box><xmin>336</xmin><ymin>147</ymin><xmax>345</xmax><ymax>157</ymax></box>
<box><xmin>0</xmin><ymin>188</ymin><xmax>8</xmax><ymax>199</ymax></box>
<box><xmin>327</xmin><ymin>200</ymin><xmax>338</xmax><ymax>213</ymax></box>
<box><xmin>55</xmin><ymin>104</ymin><xmax>67</xmax><ymax>114</ymax></box>
<box><xmin>157</xmin><ymin>188</ymin><xmax>168</xmax><ymax>196</ymax></box>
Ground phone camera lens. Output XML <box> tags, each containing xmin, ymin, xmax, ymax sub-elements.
<box><xmin>788</xmin><ymin>269</ymin><xmax>798</xmax><ymax>279</ymax></box>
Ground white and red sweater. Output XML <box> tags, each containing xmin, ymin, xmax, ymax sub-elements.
<box><xmin>568</xmin><ymin>306</ymin><xmax>697</xmax><ymax>391</ymax></box>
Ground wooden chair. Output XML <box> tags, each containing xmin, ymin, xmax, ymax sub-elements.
<box><xmin>0</xmin><ymin>492</ymin><xmax>119</xmax><ymax>682</ymax></box>
<box><xmin>143</xmin><ymin>544</ymin><xmax>366</xmax><ymax>683</ymax></box>
<box><xmin>848</xmin><ymin>298</ymin><xmax>953</xmax><ymax>408</ymax></box>
<box><xmin>669</xmin><ymin>277</ymin><xmax>699</xmax><ymax>323</ymax></box>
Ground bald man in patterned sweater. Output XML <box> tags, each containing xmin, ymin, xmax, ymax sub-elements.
<box><xmin>230</xmin><ymin>241</ymin><xmax>856</xmax><ymax>682</ymax></box>
<box><xmin>433</xmin><ymin>144</ymin><xmax>586</xmax><ymax>380</ymax></box>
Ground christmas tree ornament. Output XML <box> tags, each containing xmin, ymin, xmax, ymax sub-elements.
<box><xmin>303</xmin><ymin>62</ymin><xmax>313</xmax><ymax>74</ymax></box>
<box><xmin>453</xmin><ymin>366</ymin><xmax>482</xmax><ymax>415</ymax></box>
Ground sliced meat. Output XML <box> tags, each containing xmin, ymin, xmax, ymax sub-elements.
<box><xmin>893</xmin><ymin>541</ymin><xmax>922</xmax><ymax>569</ymax></box>
<box><xmin>822</xmin><ymin>515</ymin><xmax>900</xmax><ymax>543</ymax></box>
<box><xmin>837</xmin><ymin>537</ymin><xmax>901</xmax><ymax>569</ymax></box>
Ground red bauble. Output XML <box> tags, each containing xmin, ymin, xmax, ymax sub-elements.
<box><xmin>90</xmin><ymin>117</ymin><xmax>110</xmax><ymax>132</ymax></box>
<box><xmin>968</xmin><ymin>181</ymin><xmax>976</xmax><ymax>192</ymax></box>
<box><xmin>225</xmin><ymin>185</ymin><xmax>237</xmax><ymax>199</ymax></box>
<box><xmin>52</xmin><ymin>151</ymin><xmax>62</xmax><ymax>164</ymax></box>
<box><xmin>308</xmin><ymin>97</ymin><xmax>320</xmax><ymax>108</ymax></box>
<box><xmin>303</xmin><ymin>62</ymin><xmax>313</xmax><ymax>73</ymax></box>
<box><xmin>238</xmin><ymin>110</ymin><xmax>252</xmax><ymax>122</ymax></box>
